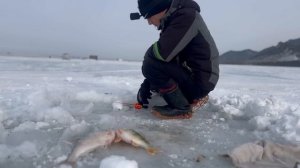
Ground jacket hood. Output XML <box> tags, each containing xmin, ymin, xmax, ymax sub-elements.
<box><xmin>181</xmin><ymin>0</ymin><xmax>200</xmax><ymax>12</ymax></box>
<box><xmin>159</xmin><ymin>0</ymin><xmax>201</xmax><ymax>30</ymax></box>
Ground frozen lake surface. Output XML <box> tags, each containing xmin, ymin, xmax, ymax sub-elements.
<box><xmin>0</xmin><ymin>56</ymin><xmax>300</xmax><ymax>168</ymax></box>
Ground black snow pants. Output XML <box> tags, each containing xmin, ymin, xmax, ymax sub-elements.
<box><xmin>142</xmin><ymin>56</ymin><xmax>208</xmax><ymax>103</ymax></box>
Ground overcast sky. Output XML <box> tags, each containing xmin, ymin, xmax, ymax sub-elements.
<box><xmin>1</xmin><ymin>0</ymin><xmax>300</xmax><ymax>60</ymax></box>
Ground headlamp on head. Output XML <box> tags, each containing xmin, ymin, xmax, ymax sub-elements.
<box><xmin>130</xmin><ymin>12</ymin><xmax>142</xmax><ymax>20</ymax></box>
<box><xmin>130</xmin><ymin>0</ymin><xmax>172</xmax><ymax>20</ymax></box>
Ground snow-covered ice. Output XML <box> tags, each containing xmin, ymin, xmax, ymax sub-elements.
<box><xmin>99</xmin><ymin>155</ymin><xmax>138</xmax><ymax>168</ymax></box>
<box><xmin>0</xmin><ymin>56</ymin><xmax>300</xmax><ymax>168</ymax></box>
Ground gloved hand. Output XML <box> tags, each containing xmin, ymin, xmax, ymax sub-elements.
<box><xmin>137</xmin><ymin>79</ymin><xmax>152</xmax><ymax>108</ymax></box>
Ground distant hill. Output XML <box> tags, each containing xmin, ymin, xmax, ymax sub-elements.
<box><xmin>220</xmin><ymin>38</ymin><xmax>300</xmax><ymax>66</ymax></box>
<box><xmin>220</xmin><ymin>49</ymin><xmax>258</xmax><ymax>64</ymax></box>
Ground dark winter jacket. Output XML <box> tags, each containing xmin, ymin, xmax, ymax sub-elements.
<box><xmin>146</xmin><ymin>0</ymin><xmax>219</xmax><ymax>93</ymax></box>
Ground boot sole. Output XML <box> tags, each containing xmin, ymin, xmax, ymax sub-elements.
<box><xmin>192</xmin><ymin>95</ymin><xmax>209</xmax><ymax>112</ymax></box>
<box><xmin>151</xmin><ymin>110</ymin><xmax>193</xmax><ymax>120</ymax></box>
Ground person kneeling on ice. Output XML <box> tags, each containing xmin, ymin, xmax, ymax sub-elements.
<box><xmin>131</xmin><ymin>0</ymin><xmax>219</xmax><ymax>119</ymax></box>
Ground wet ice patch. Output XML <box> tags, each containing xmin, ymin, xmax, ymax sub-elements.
<box><xmin>99</xmin><ymin>155</ymin><xmax>138</xmax><ymax>168</ymax></box>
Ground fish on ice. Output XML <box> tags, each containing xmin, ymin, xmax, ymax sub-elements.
<box><xmin>61</xmin><ymin>130</ymin><xmax>116</xmax><ymax>168</ymax></box>
<box><xmin>116</xmin><ymin>129</ymin><xmax>159</xmax><ymax>155</ymax></box>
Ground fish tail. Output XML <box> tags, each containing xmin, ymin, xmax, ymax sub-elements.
<box><xmin>146</xmin><ymin>147</ymin><xmax>159</xmax><ymax>155</ymax></box>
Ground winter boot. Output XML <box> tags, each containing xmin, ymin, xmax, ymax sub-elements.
<box><xmin>152</xmin><ymin>86</ymin><xmax>192</xmax><ymax>119</ymax></box>
<box><xmin>191</xmin><ymin>95</ymin><xmax>209</xmax><ymax>112</ymax></box>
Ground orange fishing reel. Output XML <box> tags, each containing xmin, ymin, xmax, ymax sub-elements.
<box><xmin>134</xmin><ymin>103</ymin><xmax>143</xmax><ymax>110</ymax></box>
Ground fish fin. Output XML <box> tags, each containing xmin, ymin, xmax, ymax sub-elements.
<box><xmin>146</xmin><ymin>147</ymin><xmax>159</xmax><ymax>155</ymax></box>
<box><xmin>131</xmin><ymin>141</ymin><xmax>140</xmax><ymax>147</ymax></box>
